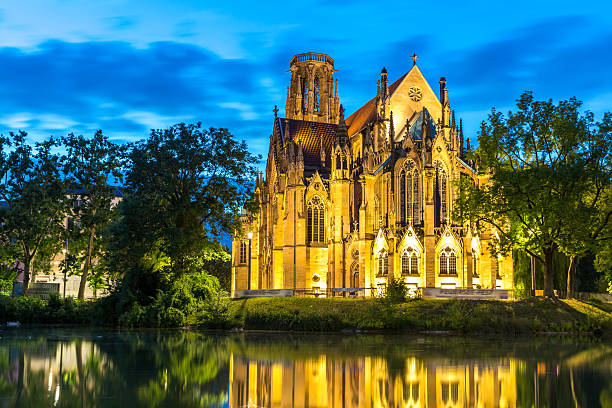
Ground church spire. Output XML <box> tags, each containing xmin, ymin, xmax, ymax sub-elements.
<box><xmin>459</xmin><ymin>118</ymin><xmax>464</xmax><ymax>158</ymax></box>
<box><xmin>379</xmin><ymin>67</ymin><xmax>388</xmax><ymax>99</ymax></box>
<box><xmin>335</xmin><ymin>104</ymin><xmax>349</xmax><ymax>146</ymax></box>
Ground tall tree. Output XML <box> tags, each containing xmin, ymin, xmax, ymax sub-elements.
<box><xmin>62</xmin><ymin>130</ymin><xmax>125</xmax><ymax>300</ymax></box>
<box><xmin>0</xmin><ymin>132</ymin><xmax>68</xmax><ymax>292</ymax></box>
<box><xmin>455</xmin><ymin>92</ymin><xmax>612</xmax><ymax>297</ymax></box>
<box><xmin>109</xmin><ymin>123</ymin><xmax>259</xmax><ymax>301</ymax></box>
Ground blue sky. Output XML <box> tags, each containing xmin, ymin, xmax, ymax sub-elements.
<box><xmin>1</xmin><ymin>1</ymin><xmax>611</xmax><ymax>163</ymax></box>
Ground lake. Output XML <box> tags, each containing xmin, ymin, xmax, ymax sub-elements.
<box><xmin>0</xmin><ymin>329</ymin><xmax>609</xmax><ymax>407</ymax></box>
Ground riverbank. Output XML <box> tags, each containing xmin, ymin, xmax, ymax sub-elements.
<box><xmin>226</xmin><ymin>297</ymin><xmax>612</xmax><ymax>336</ymax></box>
<box><xmin>1</xmin><ymin>294</ymin><xmax>611</xmax><ymax>336</ymax></box>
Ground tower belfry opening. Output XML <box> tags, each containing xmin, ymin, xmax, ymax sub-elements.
<box><xmin>286</xmin><ymin>52</ymin><xmax>339</xmax><ymax>124</ymax></box>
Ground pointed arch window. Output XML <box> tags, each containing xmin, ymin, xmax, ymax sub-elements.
<box><xmin>434</xmin><ymin>161</ymin><xmax>448</xmax><ymax>226</ymax></box>
<box><xmin>302</xmin><ymin>78</ymin><xmax>309</xmax><ymax>113</ymax></box>
<box><xmin>401</xmin><ymin>247</ymin><xmax>419</xmax><ymax>275</ymax></box>
<box><xmin>376</xmin><ymin>251</ymin><xmax>388</xmax><ymax>277</ymax></box>
<box><xmin>307</xmin><ymin>196</ymin><xmax>325</xmax><ymax>243</ymax></box>
<box><xmin>314</xmin><ymin>77</ymin><xmax>320</xmax><ymax>112</ymax></box>
<box><xmin>351</xmin><ymin>262</ymin><xmax>359</xmax><ymax>288</ymax></box>
<box><xmin>472</xmin><ymin>250</ymin><xmax>479</xmax><ymax>277</ymax></box>
<box><xmin>399</xmin><ymin>161</ymin><xmax>421</xmax><ymax>225</ymax></box>
<box><xmin>439</xmin><ymin>247</ymin><xmax>457</xmax><ymax>275</ymax></box>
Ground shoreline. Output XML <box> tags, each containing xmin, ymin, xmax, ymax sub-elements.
<box><xmin>223</xmin><ymin>297</ymin><xmax>612</xmax><ymax>337</ymax></box>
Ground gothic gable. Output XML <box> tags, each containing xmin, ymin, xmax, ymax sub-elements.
<box><xmin>373</xmin><ymin>228</ymin><xmax>390</xmax><ymax>255</ymax></box>
<box><xmin>435</xmin><ymin>225</ymin><xmax>462</xmax><ymax>252</ymax></box>
<box><xmin>388</xmin><ymin>64</ymin><xmax>442</xmax><ymax>142</ymax></box>
<box><xmin>397</xmin><ymin>225</ymin><xmax>423</xmax><ymax>254</ymax></box>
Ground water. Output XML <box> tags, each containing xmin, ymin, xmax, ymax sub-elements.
<box><xmin>0</xmin><ymin>329</ymin><xmax>609</xmax><ymax>407</ymax></box>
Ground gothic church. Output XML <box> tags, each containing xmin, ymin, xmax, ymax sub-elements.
<box><xmin>232</xmin><ymin>52</ymin><xmax>513</xmax><ymax>296</ymax></box>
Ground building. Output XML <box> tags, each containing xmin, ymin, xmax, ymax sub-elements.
<box><xmin>232</xmin><ymin>52</ymin><xmax>513</xmax><ymax>296</ymax></box>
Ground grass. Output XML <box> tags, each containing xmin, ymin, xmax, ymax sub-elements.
<box><xmin>228</xmin><ymin>297</ymin><xmax>612</xmax><ymax>336</ymax></box>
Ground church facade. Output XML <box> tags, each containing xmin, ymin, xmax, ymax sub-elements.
<box><xmin>232</xmin><ymin>52</ymin><xmax>513</xmax><ymax>296</ymax></box>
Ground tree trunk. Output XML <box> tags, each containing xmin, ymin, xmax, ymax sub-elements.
<box><xmin>78</xmin><ymin>227</ymin><xmax>95</xmax><ymax>300</ymax></box>
<box><xmin>22</xmin><ymin>259</ymin><xmax>31</xmax><ymax>295</ymax></box>
<box><xmin>542</xmin><ymin>248</ymin><xmax>556</xmax><ymax>298</ymax></box>
<box><xmin>566</xmin><ymin>255</ymin><xmax>576</xmax><ymax>299</ymax></box>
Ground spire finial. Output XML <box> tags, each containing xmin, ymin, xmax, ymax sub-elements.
<box><xmin>339</xmin><ymin>104</ymin><xmax>345</xmax><ymax>121</ymax></box>
<box><xmin>273</xmin><ymin>105</ymin><xmax>278</xmax><ymax>118</ymax></box>
<box><xmin>411</xmin><ymin>53</ymin><xmax>419</xmax><ymax>65</ymax></box>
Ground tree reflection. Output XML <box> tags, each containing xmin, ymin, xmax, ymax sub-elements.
<box><xmin>0</xmin><ymin>331</ymin><xmax>609</xmax><ymax>408</ymax></box>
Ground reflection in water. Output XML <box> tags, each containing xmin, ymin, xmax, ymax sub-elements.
<box><xmin>229</xmin><ymin>353</ymin><xmax>517</xmax><ymax>407</ymax></box>
<box><xmin>0</xmin><ymin>330</ymin><xmax>610</xmax><ymax>407</ymax></box>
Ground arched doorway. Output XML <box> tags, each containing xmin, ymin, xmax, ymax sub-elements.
<box><xmin>351</xmin><ymin>262</ymin><xmax>359</xmax><ymax>289</ymax></box>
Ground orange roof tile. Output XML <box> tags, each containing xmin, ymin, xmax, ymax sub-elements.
<box><xmin>345</xmin><ymin>73</ymin><xmax>407</xmax><ymax>137</ymax></box>
<box><xmin>277</xmin><ymin>118</ymin><xmax>337</xmax><ymax>167</ymax></box>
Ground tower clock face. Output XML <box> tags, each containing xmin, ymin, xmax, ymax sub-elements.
<box><xmin>409</xmin><ymin>86</ymin><xmax>422</xmax><ymax>102</ymax></box>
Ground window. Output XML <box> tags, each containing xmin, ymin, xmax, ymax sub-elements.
<box><xmin>239</xmin><ymin>241</ymin><xmax>247</xmax><ymax>264</ymax></box>
<box><xmin>314</xmin><ymin>77</ymin><xmax>320</xmax><ymax>112</ymax></box>
<box><xmin>439</xmin><ymin>247</ymin><xmax>457</xmax><ymax>275</ymax></box>
<box><xmin>351</xmin><ymin>262</ymin><xmax>359</xmax><ymax>288</ymax></box>
<box><xmin>377</xmin><ymin>252</ymin><xmax>388</xmax><ymax>277</ymax></box>
<box><xmin>307</xmin><ymin>196</ymin><xmax>325</xmax><ymax>243</ymax></box>
<box><xmin>401</xmin><ymin>247</ymin><xmax>419</xmax><ymax>275</ymax></box>
<box><xmin>434</xmin><ymin>161</ymin><xmax>447</xmax><ymax>226</ymax></box>
<box><xmin>399</xmin><ymin>161</ymin><xmax>421</xmax><ymax>225</ymax></box>
<box><xmin>302</xmin><ymin>78</ymin><xmax>309</xmax><ymax>112</ymax></box>
<box><xmin>472</xmin><ymin>251</ymin><xmax>479</xmax><ymax>277</ymax></box>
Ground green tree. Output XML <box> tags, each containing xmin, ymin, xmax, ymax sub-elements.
<box><xmin>110</xmin><ymin>123</ymin><xmax>258</xmax><ymax>306</ymax></box>
<box><xmin>456</xmin><ymin>92</ymin><xmax>612</xmax><ymax>297</ymax></box>
<box><xmin>62</xmin><ymin>130</ymin><xmax>125</xmax><ymax>300</ymax></box>
<box><xmin>0</xmin><ymin>132</ymin><xmax>68</xmax><ymax>292</ymax></box>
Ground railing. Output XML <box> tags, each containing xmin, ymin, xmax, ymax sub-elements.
<box><xmin>290</xmin><ymin>53</ymin><xmax>334</xmax><ymax>67</ymax></box>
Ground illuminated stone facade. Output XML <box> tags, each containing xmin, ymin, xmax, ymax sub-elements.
<box><xmin>232</xmin><ymin>52</ymin><xmax>513</xmax><ymax>295</ymax></box>
<box><xmin>229</xmin><ymin>353</ymin><xmax>517</xmax><ymax>407</ymax></box>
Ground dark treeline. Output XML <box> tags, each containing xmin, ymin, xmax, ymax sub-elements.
<box><xmin>0</xmin><ymin>123</ymin><xmax>259</xmax><ymax>327</ymax></box>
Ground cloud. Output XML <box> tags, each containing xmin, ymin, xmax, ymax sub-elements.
<box><xmin>104</xmin><ymin>16</ymin><xmax>138</xmax><ymax>31</ymax></box>
<box><xmin>0</xmin><ymin>39</ymin><xmax>284</xmax><ymax>154</ymax></box>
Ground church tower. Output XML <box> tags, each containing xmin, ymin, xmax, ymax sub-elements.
<box><xmin>285</xmin><ymin>52</ymin><xmax>339</xmax><ymax>124</ymax></box>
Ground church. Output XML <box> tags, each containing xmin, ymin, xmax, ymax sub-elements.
<box><xmin>232</xmin><ymin>52</ymin><xmax>513</xmax><ymax>296</ymax></box>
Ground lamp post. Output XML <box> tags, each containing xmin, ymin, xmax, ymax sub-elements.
<box><xmin>247</xmin><ymin>232</ymin><xmax>253</xmax><ymax>290</ymax></box>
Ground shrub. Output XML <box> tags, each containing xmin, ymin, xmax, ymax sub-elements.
<box><xmin>161</xmin><ymin>307</ymin><xmax>185</xmax><ymax>327</ymax></box>
<box><xmin>384</xmin><ymin>278</ymin><xmax>408</xmax><ymax>303</ymax></box>
<box><xmin>198</xmin><ymin>290</ymin><xmax>233</xmax><ymax>328</ymax></box>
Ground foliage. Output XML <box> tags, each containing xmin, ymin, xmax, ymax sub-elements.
<box><xmin>231</xmin><ymin>297</ymin><xmax>612</xmax><ymax>335</ymax></box>
<box><xmin>382</xmin><ymin>278</ymin><xmax>409</xmax><ymax>303</ymax></box>
<box><xmin>106</xmin><ymin>123</ymin><xmax>258</xmax><ymax>324</ymax></box>
<box><xmin>455</xmin><ymin>92</ymin><xmax>612</xmax><ymax>297</ymax></box>
<box><xmin>61</xmin><ymin>130</ymin><xmax>126</xmax><ymax>299</ymax></box>
<box><xmin>0</xmin><ymin>294</ymin><xmax>94</xmax><ymax>324</ymax></box>
<box><xmin>0</xmin><ymin>132</ymin><xmax>69</xmax><ymax>291</ymax></box>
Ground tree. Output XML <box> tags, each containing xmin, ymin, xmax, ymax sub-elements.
<box><xmin>62</xmin><ymin>130</ymin><xmax>125</xmax><ymax>300</ymax></box>
<box><xmin>455</xmin><ymin>92</ymin><xmax>612</xmax><ymax>297</ymax></box>
<box><xmin>109</xmin><ymin>123</ymin><xmax>259</xmax><ymax>303</ymax></box>
<box><xmin>0</xmin><ymin>132</ymin><xmax>68</xmax><ymax>293</ymax></box>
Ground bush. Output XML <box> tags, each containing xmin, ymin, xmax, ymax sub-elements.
<box><xmin>383</xmin><ymin>278</ymin><xmax>408</xmax><ymax>303</ymax></box>
<box><xmin>198</xmin><ymin>290</ymin><xmax>233</xmax><ymax>328</ymax></box>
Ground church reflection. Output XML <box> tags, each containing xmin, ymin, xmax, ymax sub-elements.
<box><xmin>229</xmin><ymin>353</ymin><xmax>516</xmax><ymax>407</ymax></box>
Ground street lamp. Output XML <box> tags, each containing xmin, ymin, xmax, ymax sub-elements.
<box><xmin>247</xmin><ymin>232</ymin><xmax>253</xmax><ymax>290</ymax></box>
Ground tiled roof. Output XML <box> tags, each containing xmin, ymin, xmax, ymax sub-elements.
<box><xmin>345</xmin><ymin>73</ymin><xmax>407</xmax><ymax>136</ymax></box>
<box><xmin>277</xmin><ymin>118</ymin><xmax>337</xmax><ymax>167</ymax></box>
